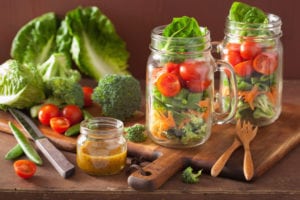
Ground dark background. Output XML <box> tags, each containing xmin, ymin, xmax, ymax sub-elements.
<box><xmin>1</xmin><ymin>0</ymin><xmax>299</xmax><ymax>79</ymax></box>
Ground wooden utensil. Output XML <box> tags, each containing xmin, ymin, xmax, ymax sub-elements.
<box><xmin>236</xmin><ymin>120</ymin><xmax>258</xmax><ymax>181</ymax></box>
<box><xmin>210</xmin><ymin>136</ymin><xmax>242</xmax><ymax>177</ymax></box>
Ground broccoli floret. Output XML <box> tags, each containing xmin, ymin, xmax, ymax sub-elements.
<box><xmin>125</xmin><ymin>124</ymin><xmax>147</xmax><ymax>143</ymax></box>
<box><xmin>45</xmin><ymin>77</ymin><xmax>84</xmax><ymax>108</ymax></box>
<box><xmin>38</xmin><ymin>52</ymin><xmax>81</xmax><ymax>82</ymax></box>
<box><xmin>180</xmin><ymin>116</ymin><xmax>207</xmax><ymax>145</ymax></box>
<box><xmin>92</xmin><ymin>74</ymin><xmax>142</xmax><ymax>121</ymax></box>
<box><xmin>253</xmin><ymin>94</ymin><xmax>275</xmax><ymax>119</ymax></box>
<box><xmin>182</xmin><ymin>166</ymin><xmax>202</xmax><ymax>184</ymax></box>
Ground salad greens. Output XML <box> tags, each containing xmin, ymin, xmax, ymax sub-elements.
<box><xmin>229</xmin><ymin>1</ymin><xmax>268</xmax><ymax>23</ymax></box>
<box><xmin>159</xmin><ymin>16</ymin><xmax>207</xmax><ymax>62</ymax></box>
<box><xmin>10</xmin><ymin>6</ymin><xmax>130</xmax><ymax>81</ymax></box>
<box><xmin>11</xmin><ymin>12</ymin><xmax>58</xmax><ymax>67</ymax></box>
<box><xmin>0</xmin><ymin>60</ymin><xmax>45</xmax><ymax>110</ymax></box>
<box><xmin>65</xmin><ymin>6</ymin><xmax>129</xmax><ymax>80</ymax></box>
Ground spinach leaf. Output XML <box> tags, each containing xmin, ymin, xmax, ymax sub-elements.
<box><xmin>229</xmin><ymin>2</ymin><xmax>268</xmax><ymax>23</ymax></box>
<box><xmin>159</xmin><ymin>16</ymin><xmax>207</xmax><ymax>56</ymax></box>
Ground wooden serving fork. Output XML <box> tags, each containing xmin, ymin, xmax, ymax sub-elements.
<box><xmin>236</xmin><ymin>120</ymin><xmax>258</xmax><ymax>181</ymax></box>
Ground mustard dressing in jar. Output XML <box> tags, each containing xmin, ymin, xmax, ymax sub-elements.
<box><xmin>76</xmin><ymin>117</ymin><xmax>127</xmax><ymax>175</ymax></box>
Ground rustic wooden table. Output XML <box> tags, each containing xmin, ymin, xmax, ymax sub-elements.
<box><xmin>0</xmin><ymin>80</ymin><xmax>299</xmax><ymax>200</ymax></box>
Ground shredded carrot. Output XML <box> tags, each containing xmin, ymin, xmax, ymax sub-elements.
<box><xmin>239</xmin><ymin>85</ymin><xmax>261</xmax><ymax>110</ymax></box>
<box><xmin>149</xmin><ymin>110</ymin><xmax>175</xmax><ymax>139</ymax></box>
<box><xmin>265</xmin><ymin>86</ymin><xmax>277</xmax><ymax>105</ymax></box>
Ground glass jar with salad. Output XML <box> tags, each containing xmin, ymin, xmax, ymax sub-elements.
<box><xmin>76</xmin><ymin>117</ymin><xmax>127</xmax><ymax>175</ymax></box>
<box><xmin>219</xmin><ymin>2</ymin><xmax>283</xmax><ymax>126</ymax></box>
<box><xmin>146</xmin><ymin>16</ymin><xmax>238</xmax><ymax>148</ymax></box>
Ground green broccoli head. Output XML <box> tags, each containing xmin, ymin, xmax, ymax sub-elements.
<box><xmin>38</xmin><ymin>52</ymin><xmax>81</xmax><ymax>82</ymax></box>
<box><xmin>253</xmin><ymin>94</ymin><xmax>275</xmax><ymax>119</ymax></box>
<box><xmin>92</xmin><ymin>74</ymin><xmax>142</xmax><ymax>121</ymax></box>
<box><xmin>45</xmin><ymin>77</ymin><xmax>84</xmax><ymax>108</ymax></box>
<box><xmin>182</xmin><ymin>166</ymin><xmax>202</xmax><ymax>184</ymax></box>
<box><xmin>125</xmin><ymin>124</ymin><xmax>147</xmax><ymax>143</ymax></box>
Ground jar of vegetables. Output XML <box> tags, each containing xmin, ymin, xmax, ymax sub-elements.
<box><xmin>146</xmin><ymin>16</ymin><xmax>238</xmax><ymax>148</ymax></box>
<box><xmin>219</xmin><ymin>2</ymin><xmax>283</xmax><ymax>126</ymax></box>
<box><xmin>76</xmin><ymin>117</ymin><xmax>127</xmax><ymax>175</ymax></box>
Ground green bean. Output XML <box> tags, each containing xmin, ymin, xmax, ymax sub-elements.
<box><xmin>5</xmin><ymin>144</ymin><xmax>24</xmax><ymax>160</ymax></box>
<box><xmin>9</xmin><ymin>122</ymin><xmax>43</xmax><ymax>165</ymax></box>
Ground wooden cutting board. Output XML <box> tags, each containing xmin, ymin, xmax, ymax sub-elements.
<box><xmin>0</xmin><ymin>103</ymin><xmax>300</xmax><ymax>191</ymax></box>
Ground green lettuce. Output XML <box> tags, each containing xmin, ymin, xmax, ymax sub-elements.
<box><xmin>229</xmin><ymin>2</ymin><xmax>268</xmax><ymax>23</ymax></box>
<box><xmin>0</xmin><ymin>60</ymin><xmax>45</xmax><ymax>110</ymax></box>
<box><xmin>10</xmin><ymin>12</ymin><xmax>59</xmax><ymax>67</ymax></box>
<box><xmin>65</xmin><ymin>6</ymin><xmax>130</xmax><ymax>80</ymax></box>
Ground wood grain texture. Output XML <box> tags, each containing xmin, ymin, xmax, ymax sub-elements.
<box><xmin>1</xmin><ymin>103</ymin><xmax>299</xmax><ymax>191</ymax></box>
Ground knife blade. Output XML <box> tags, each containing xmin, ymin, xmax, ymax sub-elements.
<box><xmin>8</xmin><ymin>108</ymin><xmax>75</xmax><ymax>178</ymax></box>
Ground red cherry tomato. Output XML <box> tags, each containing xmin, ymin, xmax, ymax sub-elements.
<box><xmin>253</xmin><ymin>52</ymin><xmax>278</xmax><ymax>75</ymax></box>
<box><xmin>179</xmin><ymin>61</ymin><xmax>210</xmax><ymax>81</ymax></box>
<box><xmin>225</xmin><ymin>43</ymin><xmax>241</xmax><ymax>53</ymax></box>
<box><xmin>234</xmin><ymin>60</ymin><xmax>254</xmax><ymax>77</ymax></box>
<box><xmin>13</xmin><ymin>160</ymin><xmax>37</xmax><ymax>179</ymax></box>
<box><xmin>185</xmin><ymin>79</ymin><xmax>212</xmax><ymax>93</ymax></box>
<box><xmin>240</xmin><ymin>40</ymin><xmax>262</xmax><ymax>60</ymax></box>
<box><xmin>165</xmin><ymin>62</ymin><xmax>180</xmax><ymax>74</ymax></box>
<box><xmin>62</xmin><ymin>105</ymin><xmax>83</xmax><ymax>125</ymax></box>
<box><xmin>38</xmin><ymin>104</ymin><xmax>60</xmax><ymax>126</ymax></box>
<box><xmin>82</xmin><ymin>86</ymin><xmax>93</xmax><ymax>107</ymax></box>
<box><xmin>156</xmin><ymin>72</ymin><xmax>181</xmax><ymax>97</ymax></box>
<box><xmin>50</xmin><ymin>117</ymin><xmax>70</xmax><ymax>134</ymax></box>
<box><xmin>224</xmin><ymin>51</ymin><xmax>243</xmax><ymax>67</ymax></box>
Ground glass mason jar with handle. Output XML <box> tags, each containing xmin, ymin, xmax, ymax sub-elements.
<box><xmin>146</xmin><ymin>25</ymin><xmax>238</xmax><ymax>148</ymax></box>
<box><xmin>219</xmin><ymin>14</ymin><xmax>283</xmax><ymax>126</ymax></box>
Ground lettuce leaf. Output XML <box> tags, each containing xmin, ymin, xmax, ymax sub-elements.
<box><xmin>0</xmin><ymin>60</ymin><xmax>45</xmax><ymax>110</ymax></box>
<box><xmin>10</xmin><ymin>13</ymin><xmax>58</xmax><ymax>67</ymax></box>
<box><xmin>65</xmin><ymin>6</ymin><xmax>130</xmax><ymax>80</ymax></box>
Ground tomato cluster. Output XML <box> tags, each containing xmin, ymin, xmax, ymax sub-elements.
<box><xmin>155</xmin><ymin>60</ymin><xmax>212</xmax><ymax>96</ymax></box>
<box><xmin>38</xmin><ymin>104</ymin><xmax>83</xmax><ymax>134</ymax></box>
<box><xmin>223</xmin><ymin>40</ymin><xmax>278</xmax><ymax>77</ymax></box>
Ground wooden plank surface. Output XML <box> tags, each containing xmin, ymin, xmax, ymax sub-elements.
<box><xmin>1</xmin><ymin>103</ymin><xmax>299</xmax><ymax>190</ymax></box>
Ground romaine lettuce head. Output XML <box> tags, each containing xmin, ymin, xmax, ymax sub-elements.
<box><xmin>10</xmin><ymin>12</ymin><xmax>58</xmax><ymax>67</ymax></box>
<box><xmin>65</xmin><ymin>6</ymin><xmax>130</xmax><ymax>80</ymax></box>
<box><xmin>0</xmin><ymin>60</ymin><xmax>45</xmax><ymax>110</ymax></box>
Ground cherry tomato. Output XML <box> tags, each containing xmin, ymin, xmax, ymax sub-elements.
<box><xmin>225</xmin><ymin>43</ymin><xmax>241</xmax><ymax>53</ymax></box>
<box><xmin>38</xmin><ymin>104</ymin><xmax>60</xmax><ymax>126</ymax></box>
<box><xmin>156</xmin><ymin>72</ymin><xmax>181</xmax><ymax>97</ymax></box>
<box><xmin>253</xmin><ymin>52</ymin><xmax>278</xmax><ymax>75</ymax></box>
<box><xmin>179</xmin><ymin>61</ymin><xmax>210</xmax><ymax>81</ymax></box>
<box><xmin>224</xmin><ymin>51</ymin><xmax>243</xmax><ymax>67</ymax></box>
<box><xmin>50</xmin><ymin>117</ymin><xmax>70</xmax><ymax>134</ymax></box>
<box><xmin>82</xmin><ymin>86</ymin><xmax>93</xmax><ymax>107</ymax></box>
<box><xmin>62</xmin><ymin>105</ymin><xmax>83</xmax><ymax>125</ymax></box>
<box><xmin>165</xmin><ymin>62</ymin><xmax>180</xmax><ymax>74</ymax></box>
<box><xmin>240</xmin><ymin>40</ymin><xmax>262</xmax><ymax>60</ymax></box>
<box><xmin>234</xmin><ymin>60</ymin><xmax>254</xmax><ymax>77</ymax></box>
<box><xmin>186</xmin><ymin>79</ymin><xmax>212</xmax><ymax>93</ymax></box>
<box><xmin>13</xmin><ymin>160</ymin><xmax>37</xmax><ymax>179</ymax></box>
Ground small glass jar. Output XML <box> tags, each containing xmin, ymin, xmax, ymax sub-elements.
<box><xmin>219</xmin><ymin>14</ymin><xmax>283</xmax><ymax>126</ymax></box>
<box><xmin>76</xmin><ymin>117</ymin><xmax>127</xmax><ymax>176</ymax></box>
<box><xmin>146</xmin><ymin>25</ymin><xmax>238</xmax><ymax>148</ymax></box>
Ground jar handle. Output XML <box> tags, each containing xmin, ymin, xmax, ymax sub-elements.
<box><xmin>213</xmin><ymin>60</ymin><xmax>238</xmax><ymax>125</ymax></box>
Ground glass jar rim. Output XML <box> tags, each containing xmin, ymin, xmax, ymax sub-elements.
<box><xmin>225</xmin><ymin>13</ymin><xmax>282</xmax><ymax>38</ymax></box>
<box><xmin>150</xmin><ymin>25</ymin><xmax>211</xmax><ymax>54</ymax></box>
<box><xmin>80</xmin><ymin>117</ymin><xmax>124</xmax><ymax>139</ymax></box>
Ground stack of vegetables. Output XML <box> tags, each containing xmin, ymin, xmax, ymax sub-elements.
<box><xmin>221</xmin><ymin>2</ymin><xmax>281</xmax><ymax>125</ymax></box>
<box><xmin>147</xmin><ymin>17</ymin><xmax>212</xmax><ymax>146</ymax></box>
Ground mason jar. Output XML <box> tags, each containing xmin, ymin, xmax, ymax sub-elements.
<box><xmin>76</xmin><ymin>117</ymin><xmax>127</xmax><ymax>175</ymax></box>
<box><xmin>146</xmin><ymin>25</ymin><xmax>238</xmax><ymax>148</ymax></box>
<box><xmin>219</xmin><ymin>14</ymin><xmax>283</xmax><ymax>126</ymax></box>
